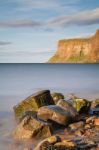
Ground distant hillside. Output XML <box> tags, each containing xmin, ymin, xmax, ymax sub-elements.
<box><xmin>48</xmin><ymin>29</ymin><xmax>99</xmax><ymax>63</ymax></box>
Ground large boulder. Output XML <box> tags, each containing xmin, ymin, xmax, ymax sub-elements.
<box><xmin>14</xmin><ymin>115</ymin><xmax>52</xmax><ymax>140</ymax></box>
<box><xmin>37</xmin><ymin>105</ymin><xmax>76</xmax><ymax>126</ymax></box>
<box><xmin>69</xmin><ymin>95</ymin><xmax>91</xmax><ymax>113</ymax></box>
<box><xmin>13</xmin><ymin>90</ymin><xmax>54</xmax><ymax>119</ymax></box>
<box><xmin>57</xmin><ymin>99</ymin><xmax>78</xmax><ymax>119</ymax></box>
<box><xmin>51</xmin><ymin>92</ymin><xmax>64</xmax><ymax>104</ymax></box>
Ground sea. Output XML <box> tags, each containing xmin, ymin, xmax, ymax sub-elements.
<box><xmin>0</xmin><ymin>64</ymin><xmax>99</xmax><ymax>150</ymax></box>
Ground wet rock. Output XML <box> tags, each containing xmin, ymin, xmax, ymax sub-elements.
<box><xmin>51</xmin><ymin>92</ymin><xmax>64</xmax><ymax>104</ymax></box>
<box><xmin>86</xmin><ymin>116</ymin><xmax>96</xmax><ymax>124</ymax></box>
<box><xmin>90</xmin><ymin>100</ymin><xmax>99</xmax><ymax>115</ymax></box>
<box><xmin>37</xmin><ymin>105</ymin><xmax>75</xmax><ymax>126</ymax></box>
<box><xmin>94</xmin><ymin>118</ymin><xmax>99</xmax><ymax>126</ymax></box>
<box><xmin>69</xmin><ymin>121</ymin><xmax>84</xmax><ymax>130</ymax></box>
<box><xmin>75</xmin><ymin>129</ymin><xmax>84</xmax><ymax>136</ymax></box>
<box><xmin>90</xmin><ymin>108</ymin><xmax>99</xmax><ymax>116</ymax></box>
<box><xmin>57</xmin><ymin>99</ymin><xmax>78</xmax><ymax>119</ymax></box>
<box><xmin>84</xmin><ymin>124</ymin><xmax>91</xmax><ymax>129</ymax></box>
<box><xmin>13</xmin><ymin>90</ymin><xmax>54</xmax><ymax>119</ymax></box>
<box><xmin>23</xmin><ymin>148</ymin><xmax>32</xmax><ymax>150</ymax></box>
<box><xmin>69</xmin><ymin>96</ymin><xmax>91</xmax><ymax>113</ymax></box>
<box><xmin>91</xmin><ymin>99</ymin><xmax>99</xmax><ymax>108</ymax></box>
<box><xmin>54</xmin><ymin>140</ymin><xmax>76</xmax><ymax>149</ymax></box>
<box><xmin>14</xmin><ymin>115</ymin><xmax>52</xmax><ymax>140</ymax></box>
<box><xmin>34</xmin><ymin>136</ymin><xmax>61</xmax><ymax>150</ymax></box>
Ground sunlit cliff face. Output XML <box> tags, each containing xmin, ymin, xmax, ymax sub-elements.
<box><xmin>49</xmin><ymin>29</ymin><xmax>99</xmax><ymax>63</ymax></box>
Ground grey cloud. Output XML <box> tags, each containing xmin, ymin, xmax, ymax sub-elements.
<box><xmin>0</xmin><ymin>7</ymin><xmax>99</xmax><ymax>29</ymax></box>
<box><xmin>48</xmin><ymin>7</ymin><xmax>99</xmax><ymax>27</ymax></box>
<box><xmin>0</xmin><ymin>20</ymin><xmax>42</xmax><ymax>28</ymax></box>
<box><xmin>0</xmin><ymin>41</ymin><xmax>12</xmax><ymax>46</ymax></box>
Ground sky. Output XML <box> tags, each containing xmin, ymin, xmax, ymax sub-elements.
<box><xmin>0</xmin><ymin>0</ymin><xmax>99</xmax><ymax>63</ymax></box>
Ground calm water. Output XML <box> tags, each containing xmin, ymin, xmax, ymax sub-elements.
<box><xmin>0</xmin><ymin>64</ymin><xmax>99</xmax><ymax>149</ymax></box>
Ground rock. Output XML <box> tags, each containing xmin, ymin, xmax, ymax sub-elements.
<box><xmin>34</xmin><ymin>136</ymin><xmax>61</xmax><ymax>150</ymax></box>
<box><xmin>13</xmin><ymin>90</ymin><xmax>54</xmax><ymax>119</ymax></box>
<box><xmin>90</xmin><ymin>100</ymin><xmax>99</xmax><ymax>115</ymax></box>
<box><xmin>90</xmin><ymin>108</ymin><xmax>99</xmax><ymax>115</ymax></box>
<box><xmin>14</xmin><ymin>115</ymin><xmax>52</xmax><ymax>140</ymax></box>
<box><xmin>48</xmin><ymin>29</ymin><xmax>99</xmax><ymax>63</ymax></box>
<box><xmin>23</xmin><ymin>148</ymin><xmax>32</xmax><ymax>150</ymax></box>
<box><xmin>57</xmin><ymin>99</ymin><xmax>78</xmax><ymax>119</ymax></box>
<box><xmin>54</xmin><ymin>140</ymin><xmax>76</xmax><ymax>149</ymax></box>
<box><xmin>84</xmin><ymin>124</ymin><xmax>91</xmax><ymax>129</ymax></box>
<box><xmin>75</xmin><ymin>129</ymin><xmax>84</xmax><ymax>136</ymax></box>
<box><xmin>90</xmin><ymin>99</ymin><xmax>99</xmax><ymax>115</ymax></box>
<box><xmin>91</xmin><ymin>99</ymin><xmax>99</xmax><ymax>108</ymax></box>
<box><xmin>69</xmin><ymin>121</ymin><xmax>84</xmax><ymax>130</ymax></box>
<box><xmin>37</xmin><ymin>105</ymin><xmax>75</xmax><ymax>126</ymax></box>
<box><xmin>51</xmin><ymin>92</ymin><xmax>64</xmax><ymax>104</ymax></box>
<box><xmin>94</xmin><ymin>118</ymin><xmax>99</xmax><ymax>126</ymax></box>
<box><xmin>86</xmin><ymin>116</ymin><xmax>96</xmax><ymax>124</ymax></box>
<box><xmin>69</xmin><ymin>96</ymin><xmax>91</xmax><ymax>113</ymax></box>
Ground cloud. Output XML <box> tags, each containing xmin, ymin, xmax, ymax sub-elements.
<box><xmin>8</xmin><ymin>0</ymin><xmax>80</xmax><ymax>10</ymax></box>
<box><xmin>0</xmin><ymin>7</ymin><xmax>99</xmax><ymax>29</ymax></box>
<box><xmin>0</xmin><ymin>41</ymin><xmax>12</xmax><ymax>46</ymax></box>
<box><xmin>0</xmin><ymin>20</ymin><xmax>42</xmax><ymax>28</ymax></box>
<box><xmin>48</xmin><ymin>7</ymin><xmax>99</xmax><ymax>27</ymax></box>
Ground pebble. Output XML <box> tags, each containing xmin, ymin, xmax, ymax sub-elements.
<box><xmin>94</xmin><ymin>118</ymin><xmax>99</xmax><ymax>126</ymax></box>
<box><xmin>85</xmin><ymin>124</ymin><xmax>91</xmax><ymax>129</ymax></box>
<box><xmin>86</xmin><ymin>116</ymin><xmax>96</xmax><ymax>124</ymax></box>
<box><xmin>69</xmin><ymin>121</ymin><xmax>84</xmax><ymax>130</ymax></box>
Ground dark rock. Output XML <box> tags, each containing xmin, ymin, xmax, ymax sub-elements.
<box><xmin>51</xmin><ymin>92</ymin><xmax>64</xmax><ymax>104</ymax></box>
<box><xmin>90</xmin><ymin>100</ymin><xmax>99</xmax><ymax>115</ymax></box>
<box><xmin>14</xmin><ymin>115</ymin><xmax>52</xmax><ymax>139</ymax></box>
<box><xmin>13</xmin><ymin>90</ymin><xmax>54</xmax><ymax>119</ymax></box>
<box><xmin>57</xmin><ymin>99</ymin><xmax>78</xmax><ymax>119</ymax></box>
<box><xmin>37</xmin><ymin>105</ymin><xmax>76</xmax><ymax>126</ymax></box>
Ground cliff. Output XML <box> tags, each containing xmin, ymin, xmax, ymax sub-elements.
<box><xmin>48</xmin><ymin>29</ymin><xmax>99</xmax><ymax>63</ymax></box>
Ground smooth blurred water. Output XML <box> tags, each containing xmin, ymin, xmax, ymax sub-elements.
<box><xmin>0</xmin><ymin>64</ymin><xmax>99</xmax><ymax>150</ymax></box>
<box><xmin>0</xmin><ymin>64</ymin><xmax>99</xmax><ymax>111</ymax></box>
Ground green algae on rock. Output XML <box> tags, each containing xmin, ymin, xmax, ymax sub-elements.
<box><xmin>51</xmin><ymin>92</ymin><xmax>64</xmax><ymax>104</ymax></box>
<box><xmin>69</xmin><ymin>97</ymin><xmax>91</xmax><ymax>113</ymax></box>
<box><xmin>13</xmin><ymin>90</ymin><xmax>54</xmax><ymax>119</ymax></box>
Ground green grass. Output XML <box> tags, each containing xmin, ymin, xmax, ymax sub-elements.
<box><xmin>48</xmin><ymin>55</ymin><xmax>61</xmax><ymax>63</ymax></box>
<box><xmin>65</xmin><ymin>50</ymin><xmax>85</xmax><ymax>63</ymax></box>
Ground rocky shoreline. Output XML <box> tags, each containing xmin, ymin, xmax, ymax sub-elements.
<box><xmin>12</xmin><ymin>90</ymin><xmax>99</xmax><ymax>150</ymax></box>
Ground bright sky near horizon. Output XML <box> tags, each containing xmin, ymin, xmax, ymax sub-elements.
<box><xmin>0</xmin><ymin>0</ymin><xmax>99</xmax><ymax>62</ymax></box>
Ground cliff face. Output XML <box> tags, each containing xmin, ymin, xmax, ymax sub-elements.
<box><xmin>49</xmin><ymin>29</ymin><xmax>99</xmax><ymax>63</ymax></box>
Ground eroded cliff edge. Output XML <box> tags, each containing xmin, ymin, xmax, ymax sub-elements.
<box><xmin>48</xmin><ymin>29</ymin><xmax>99</xmax><ymax>63</ymax></box>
